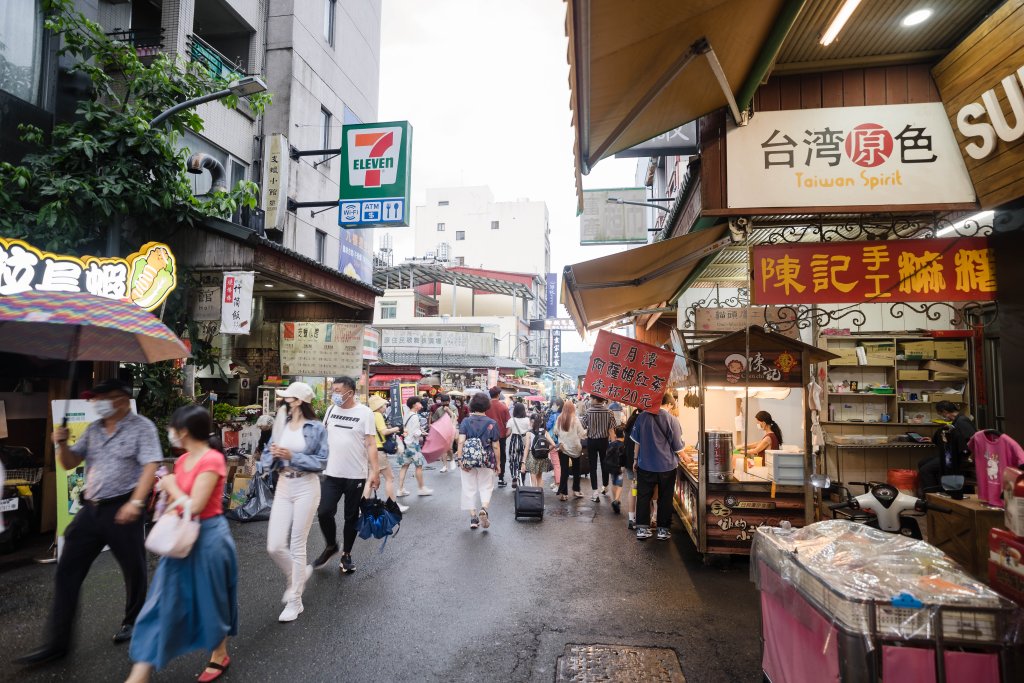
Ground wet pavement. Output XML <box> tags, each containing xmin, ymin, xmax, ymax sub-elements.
<box><xmin>0</xmin><ymin>465</ymin><xmax>763</xmax><ymax>682</ymax></box>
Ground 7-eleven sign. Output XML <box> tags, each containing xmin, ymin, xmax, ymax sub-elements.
<box><xmin>339</xmin><ymin>120</ymin><xmax>412</xmax><ymax>229</ymax></box>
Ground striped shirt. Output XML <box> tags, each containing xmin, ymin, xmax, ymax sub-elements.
<box><xmin>582</xmin><ymin>405</ymin><xmax>618</xmax><ymax>439</ymax></box>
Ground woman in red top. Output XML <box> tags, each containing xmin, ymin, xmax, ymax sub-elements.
<box><xmin>125</xmin><ymin>406</ymin><xmax>239</xmax><ymax>683</ymax></box>
<box><xmin>742</xmin><ymin>410</ymin><xmax>783</xmax><ymax>457</ymax></box>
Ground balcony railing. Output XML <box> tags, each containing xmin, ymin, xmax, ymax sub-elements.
<box><xmin>106</xmin><ymin>28</ymin><xmax>165</xmax><ymax>58</ymax></box>
<box><xmin>188</xmin><ymin>34</ymin><xmax>246</xmax><ymax>82</ymax></box>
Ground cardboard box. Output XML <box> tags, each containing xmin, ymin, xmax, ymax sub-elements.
<box><xmin>1004</xmin><ymin>467</ymin><xmax>1024</xmax><ymax>537</ymax></box>
<box><xmin>828</xmin><ymin>348</ymin><xmax>859</xmax><ymax>365</ymax></box>
<box><xmin>988</xmin><ymin>528</ymin><xmax>1024</xmax><ymax>604</ymax></box>
<box><xmin>898</xmin><ymin>370</ymin><xmax>931</xmax><ymax>380</ymax></box>
<box><xmin>898</xmin><ymin>341</ymin><xmax>935</xmax><ymax>359</ymax></box>
<box><xmin>864</xmin><ymin>354</ymin><xmax>895</xmax><ymax>366</ymax></box>
<box><xmin>922</xmin><ymin>359</ymin><xmax>968</xmax><ymax>375</ymax></box>
<box><xmin>934</xmin><ymin>341</ymin><xmax>968</xmax><ymax>360</ymax></box>
<box><xmin>930</xmin><ymin>392</ymin><xmax>962</xmax><ymax>403</ymax></box>
<box><xmin>932</xmin><ymin>372</ymin><xmax>968</xmax><ymax>382</ymax></box>
<box><xmin>858</xmin><ymin>342</ymin><xmax>895</xmax><ymax>362</ymax></box>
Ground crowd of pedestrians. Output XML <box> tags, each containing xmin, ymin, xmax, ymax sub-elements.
<box><xmin>14</xmin><ymin>378</ymin><xmax>685</xmax><ymax>680</ymax></box>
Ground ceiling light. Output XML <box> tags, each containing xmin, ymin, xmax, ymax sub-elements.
<box><xmin>901</xmin><ymin>9</ymin><xmax>933</xmax><ymax>27</ymax></box>
<box><xmin>820</xmin><ymin>0</ymin><xmax>863</xmax><ymax>46</ymax></box>
<box><xmin>263</xmin><ymin>283</ymin><xmax>274</xmax><ymax>288</ymax></box>
<box><xmin>297</xmin><ymin>293</ymin><xmax>306</xmax><ymax>298</ymax></box>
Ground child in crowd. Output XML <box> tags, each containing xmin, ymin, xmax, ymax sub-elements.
<box><xmin>604</xmin><ymin>427</ymin><xmax>626</xmax><ymax>514</ymax></box>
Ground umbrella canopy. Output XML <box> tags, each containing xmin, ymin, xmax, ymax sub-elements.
<box><xmin>446</xmin><ymin>389</ymin><xmax>467</xmax><ymax>398</ymax></box>
<box><xmin>0</xmin><ymin>291</ymin><xmax>189</xmax><ymax>362</ymax></box>
<box><xmin>421</xmin><ymin>413</ymin><xmax>456</xmax><ymax>464</ymax></box>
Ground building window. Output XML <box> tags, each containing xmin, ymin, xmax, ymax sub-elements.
<box><xmin>0</xmin><ymin>1</ymin><xmax>44</xmax><ymax>104</ymax></box>
<box><xmin>437</xmin><ymin>222</ymin><xmax>445</xmax><ymax>231</ymax></box>
<box><xmin>320</xmin><ymin>107</ymin><xmax>332</xmax><ymax>164</ymax></box>
<box><xmin>456</xmin><ymin>231</ymin><xmax>466</xmax><ymax>241</ymax></box>
<box><xmin>454</xmin><ymin>256</ymin><xmax>465</xmax><ymax>266</ymax></box>
<box><xmin>380</xmin><ymin>301</ymin><xmax>397</xmax><ymax>319</ymax></box>
<box><xmin>324</xmin><ymin>0</ymin><xmax>336</xmax><ymax>45</ymax></box>
<box><xmin>491</xmin><ymin>220</ymin><xmax>500</xmax><ymax>230</ymax></box>
<box><xmin>438</xmin><ymin>200</ymin><xmax>449</xmax><ymax>206</ymax></box>
<box><xmin>315</xmin><ymin>230</ymin><xmax>326</xmax><ymax>264</ymax></box>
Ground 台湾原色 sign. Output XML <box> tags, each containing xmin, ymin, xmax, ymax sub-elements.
<box><xmin>726</xmin><ymin>103</ymin><xmax>976</xmax><ymax>210</ymax></box>
<box><xmin>339</xmin><ymin>120</ymin><xmax>412</xmax><ymax>229</ymax></box>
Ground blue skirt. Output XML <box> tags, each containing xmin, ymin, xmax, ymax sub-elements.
<box><xmin>129</xmin><ymin>515</ymin><xmax>239</xmax><ymax>670</ymax></box>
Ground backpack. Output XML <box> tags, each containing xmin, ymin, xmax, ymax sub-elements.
<box><xmin>531</xmin><ymin>428</ymin><xmax>551</xmax><ymax>457</ymax></box>
<box><xmin>459</xmin><ymin>418</ymin><xmax>495</xmax><ymax>469</ymax></box>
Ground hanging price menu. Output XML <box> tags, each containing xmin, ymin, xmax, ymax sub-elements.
<box><xmin>280</xmin><ymin>322</ymin><xmax>364</xmax><ymax>377</ymax></box>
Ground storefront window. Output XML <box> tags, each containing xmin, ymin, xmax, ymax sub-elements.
<box><xmin>0</xmin><ymin>0</ymin><xmax>44</xmax><ymax>105</ymax></box>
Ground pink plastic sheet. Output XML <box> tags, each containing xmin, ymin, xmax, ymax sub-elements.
<box><xmin>760</xmin><ymin>564</ymin><xmax>841</xmax><ymax>683</ymax></box>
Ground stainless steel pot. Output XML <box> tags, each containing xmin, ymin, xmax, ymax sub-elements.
<box><xmin>705</xmin><ymin>430</ymin><xmax>734</xmax><ymax>481</ymax></box>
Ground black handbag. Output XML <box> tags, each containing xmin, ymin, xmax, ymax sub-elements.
<box><xmin>382</xmin><ymin>434</ymin><xmax>398</xmax><ymax>455</ymax></box>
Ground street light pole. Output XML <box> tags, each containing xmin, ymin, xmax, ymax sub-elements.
<box><xmin>149</xmin><ymin>76</ymin><xmax>268</xmax><ymax>127</ymax></box>
<box><xmin>606</xmin><ymin>197</ymin><xmax>672</xmax><ymax>213</ymax></box>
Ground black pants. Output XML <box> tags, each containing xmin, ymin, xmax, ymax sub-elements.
<box><xmin>318</xmin><ymin>475</ymin><xmax>365</xmax><ymax>554</ymax></box>
<box><xmin>636</xmin><ymin>468</ymin><xmax>676</xmax><ymax>529</ymax></box>
<box><xmin>558</xmin><ymin>452</ymin><xmax>582</xmax><ymax>495</ymax></box>
<box><xmin>497</xmin><ymin>437</ymin><xmax>508</xmax><ymax>481</ymax></box>
<box><xmin>587</xmin><ymin>438</ymin><xmax>610</xmax><ymax>490</ymax></box>
<box><xmin>46</xmin><ymin>492</ymin><xmax>147</xmax><ymax>648</ymax></box>
<box><xmin>917</xmin><ymin>454</ymin><xmax>942</xmax><ymax>496</ymax></box>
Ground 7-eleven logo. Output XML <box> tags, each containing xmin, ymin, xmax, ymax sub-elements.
<box><xmin>347</xmin><ymin>125</ymin><xmax>403</xmax><ymax>189</ymax></box>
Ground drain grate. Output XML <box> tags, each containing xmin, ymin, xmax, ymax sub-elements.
<box><xmin>556</xmin><ymin>644</ymin><xmax>686</xmax><ymax>682</ymax></box>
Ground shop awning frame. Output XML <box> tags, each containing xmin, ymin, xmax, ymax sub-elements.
<box><xmin>373</xmin><ymin>263</ymin><xmax>535</xmax><ymax>300</ymax></box>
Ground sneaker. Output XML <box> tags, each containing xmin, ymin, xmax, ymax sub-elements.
<box><xmin>398</xmin><ymin>503</ymin><xmax>410</xmax><ymax>513</ymax></box>
<box><xmin>278</xmin><ymin>599</ymin><xmax>303</xmax><ymax>622</ymax></box>
<box><xmin>559</xmin><ymin>494</ymin><xmax>568</xmax><ymax>501</ymax></box>
<box><xmin>636</xmin><ymin>527</ymin><xmax>652</xmax><ymax>540</ymax></box>
<box><xmin>601</xmin><ymin>486</ymin><xmax>608</xmax><ymax>495</ymax></box>
<box><xmin>591</xmin><ymin>492</ymin><xmax>600</xmax><ymax>502</ymax></box>
<box><xmin>497</xmin><ymin>478</ymin><xmax>507</xmax><ymax>488</ymax></box>
<box><xmin>550</xmin><ymin>484</ymin><xmax>559</xmax><ymax>493</ymax></box>
<box><xmin>628</xmin><ymin>518</ymin><xmax>636</xmax><ymax>530</ymax></box>
<box><xmin>656</xmin><ymin>527</ymin><xmax>672</xmax><ymax>541</ymax></box>
<box><xmin>396</xmin><ymin>489</ymin><xmax>410</xmax><ymax>497</ymax></box>
<box><xmin>573</xmin><ymin>491</ymin><xmax>584</xmax><ymax>499</ymax></box>
<box><xmin>417</xmin><ymin>488</ymin><xmax>434</xmax><ymax>496</ymax></box>
<box><xmin>311</xmin><ymin>544</ymin><xmax>339</xmax><ymax>569</ymax></box>
<box><xmin>470</xmin><ymin>516</ymin><xmax>480</xmax><ymax>529</ymax></box>
<box><xmin>339</xmin><ymin>553</ymin><xmax>355</xmax><ymax>574</ymax></box>
<box><xmin>612</xmin><ymin>500</ymin><xmax>621</xmax><ymax>514</ymax></box>
<box><xmin>440</xmin><ymin>466</ymin><xmax>448</xmax><ymax>473</ymax></box>
<box><xmin>511</xmin><ymin>479</ymin><xmax>518</xmax><ymax>490</ymax></box>
<box><xmin>479</xmin><ymin>509</ymin><xmax>490</xmax><ymax>529</ymax></box>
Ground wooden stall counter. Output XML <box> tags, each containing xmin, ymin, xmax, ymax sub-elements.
<box><xmin>926</xmin><ymin>493</ymin><xmax>1006</xmax><ymax>579</ymax></box>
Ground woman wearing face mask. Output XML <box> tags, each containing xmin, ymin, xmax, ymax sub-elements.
<box><xmin>259</xmin><ymin>382</ymin><xmax>328</xmax><ymax>623</ymax></box>
<box><xmin>125</xmin><ymin>406</ymin><xmax>237</xmax><ymax>683</ymax></box>
<box><xmin>742</xmin><ymin>410</ymin><xmax>783</xmax><ymax>457</ymax></box>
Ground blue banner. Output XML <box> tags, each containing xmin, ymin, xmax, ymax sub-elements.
<box><xmin>338</xmin><ymin>230</ymin><xmax>373</xmax><ymax>283</ymax></box>
<box><xmin>546</xmin><ymin>273</ymin><xmax>558</xmax><ymax>318</ymax></box>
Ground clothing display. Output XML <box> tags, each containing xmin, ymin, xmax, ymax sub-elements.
<box><xmin>968</xmin><ymin>431</ymin><xmax>1024</xmax><ymax>507</ymax></box>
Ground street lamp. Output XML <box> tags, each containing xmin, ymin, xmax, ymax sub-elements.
<box><xmin>606</xmin><ymin>196</ymin><xmax>672</xmax><ymax>214</ymax></box>
<box><xmin>149</xmin><ymin>76</ymin><xmax>268</xmax><ymax>127</ymax></box>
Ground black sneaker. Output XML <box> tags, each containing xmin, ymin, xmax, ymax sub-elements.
<box><xmin>339</xmin><ymin>553</ymin><xmax>355</xmax><ymax>574</ymax></box>
<box><xmin>656</xmin><ymin>527</ymin><xmax>672</xmax><ymax>541</ymax></box>
<box><xmin>611</xmin><ymin>500</ymin><xmax>621</xmax><ymax>514</ymax></box>
<box><xmin>627</xmin><ymin>518</ymin><xmax>635</xmax><ymax>530</ymax></box>
<box><xmin>312</xmin><ymin>544</ymin><xmax>339</xmax><ymax>569</ymax></box>
<box><xmin>112</xmin><ymin>624</ymin><xmax>133</xmax><ymax>644</ymax></box>
<box><xmin>497</xmin><ymin>478</ymin><xmax>507</xmax><ymax>488</ymax></box>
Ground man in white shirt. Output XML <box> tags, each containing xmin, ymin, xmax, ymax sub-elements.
<box><xmin>312</xmin><ymin>376</ymin><xmax>380</xmax><ymax>574</ymax></box>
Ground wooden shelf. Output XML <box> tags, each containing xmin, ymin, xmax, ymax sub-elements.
<box><xmin>821</xmin><ymin>421</ymin><xmax>936</xmax><ymax>427</ymax></box>
<box><xmin>827</xmin><ymin>392</ymin><xmax>895</xmax><ymax>397</ymax></box>
<box><xmin>826</xmin><ymin>442</ymin><xmax>934</xmax><ymax>449</ymax></box>
<box><xmin>826</xmin><ymin>364</ymin><xmax>894</xmax><ymax>368</ymax></box>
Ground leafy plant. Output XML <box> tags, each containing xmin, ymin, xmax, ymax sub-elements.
<box><xmin>212</xmin><ymin>402</ymin><xmax>241</xmax><ymax>425</ymax></box>
<box><xmin>0</xmin><ymin>0</ymin><xmax>271</xmax><ymax>254</ymax></box>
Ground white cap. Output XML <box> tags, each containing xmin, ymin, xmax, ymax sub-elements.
<box><xmin>277</xmin><ymin>382</ymin><xmax>315</xmax><ymax>404</ymax></box>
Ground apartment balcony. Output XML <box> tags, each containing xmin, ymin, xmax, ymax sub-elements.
<box><xmin>188</xmin><ymin>34</ymin><xmax>246</xmax><ymax>82</ymax></box>
<box><xmin>106</xmin><ymin>28</ymin><xmax>165</xmax><ymax>59</ymax></box>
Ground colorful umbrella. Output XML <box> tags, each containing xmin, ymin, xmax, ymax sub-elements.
<box><xmin>0</xmin><ymin>291</ymin><xmax>188</xmax><ymax>362</ymax></box>
<box><xmin>421</xmin><ymin>413</ymin><xmax>456</xmax><ymax>464</ymax></box>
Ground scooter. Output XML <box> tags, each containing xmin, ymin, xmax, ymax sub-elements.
<box><xmin>829</xmin><ymin>481</ymin><xmax>951</xmax><ymax>540</ymax></box>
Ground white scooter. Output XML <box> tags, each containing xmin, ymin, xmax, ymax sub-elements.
<box><xmin>829</xmin><ymin>481</ymin><xmax>951</xmax><ymax>539</ymax></box>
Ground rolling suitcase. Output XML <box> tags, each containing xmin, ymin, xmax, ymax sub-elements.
<box><xmin>514</xmin><ymin>485</ymin><xmax>544</xmax><ymax>519</ymax></box>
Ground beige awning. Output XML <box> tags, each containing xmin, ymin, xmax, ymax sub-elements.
<box><xmin>566</xmin><ymin>0</ymin><xmax>797</xmax><ymax>210</ymax></box>
<box><xmin>562</xmin><ymin>226</ymin><xmax>732</xmax><ymax>335</ymax></box>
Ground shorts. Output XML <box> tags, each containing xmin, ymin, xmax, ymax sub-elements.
<box><xmin>611</xmin><ymin>473</ymin><xmax>624</xmax><ymax>486</ymax></box>
<box><xmin>397</xmin><ymin>442</ymin><xmax>425</xmax><ymax>468</ymax></box>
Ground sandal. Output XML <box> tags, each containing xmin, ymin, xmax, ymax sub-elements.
<box><xmin>479</xmin><ymin>509</ymin><xmax>490</xmax><ymax>529</ymax></box>
<box><xmin>197</xmin><ymin>655</ymin><xmax>231</xmax><ymax>682</ymax></box>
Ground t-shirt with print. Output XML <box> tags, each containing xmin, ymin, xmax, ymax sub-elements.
<box><xmin>322</xmin><ymin>403</ymin><xmax>376</xmax><ymax>479</ymax></box>
<box><xmin>173</xmin><ymin>449</ymin><xmax>227</xmax><ymax>519</ymax></box>
<box><xmin>969</xmin><ymin>431</ymin><xmax>1024</xmax><ymax>507</ymax></box>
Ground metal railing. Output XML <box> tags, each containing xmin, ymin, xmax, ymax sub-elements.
<box><xmin>106</xmin><ymin>27</ymin><xmax>165</xmax><ymax>57</ymax></box>
<box><xmin>187</xmin><ymin>34</ymin><xmax>246</xmax><ymax>81</ymax></box>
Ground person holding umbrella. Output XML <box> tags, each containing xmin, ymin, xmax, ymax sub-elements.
<box><xmin>16</xmin><ymin>378</ymin><xmax>162</xmax><ymax>665</ymax></box>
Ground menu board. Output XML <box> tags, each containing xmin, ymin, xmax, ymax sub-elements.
<box><xmin>280</xmin><ymin>322</ymin><xmax>364</xmax><ymax>378</ymax></box>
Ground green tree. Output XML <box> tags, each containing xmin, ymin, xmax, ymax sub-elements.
<box><xmin>0</xmin><ymin>0</ymin><xmax>271</xmax><ymax>255</ymax></box>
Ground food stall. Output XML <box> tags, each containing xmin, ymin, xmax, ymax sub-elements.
<box><xmin>675</xmin><ymin>326</ymin><xmax>837</xmax><ymax>557</ymax></box>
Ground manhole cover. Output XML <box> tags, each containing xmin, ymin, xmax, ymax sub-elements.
<box><xmin>556</xmin><ymin>644</ymin><xmax>686</xmax><ymax>682</ymax></box>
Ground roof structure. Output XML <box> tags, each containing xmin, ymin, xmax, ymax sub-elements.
<box><xmin>373</xmin><ymin>263</ymin><xmax>534</xmax><ymax>299</ymax></box>
<box><xmin>376</xmin><ymin>349</ymin><xmax>528</xmax><ymax>370</ymax></box>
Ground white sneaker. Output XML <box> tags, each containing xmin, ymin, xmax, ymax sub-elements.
<box><xmin>440</xmin><ymin>466</ymin><xmax>448</xmax><ymax>473</ymax></box>
<box><xmin>396</xmin><ymin>489</ymin><xmax>410</xmax><ymax>497</ymax></box>
<box><xmin>550</xmin><ymin>484</ymin><xmax>559</xmax><ymax>492</ymax></box>
<box><xmin>418</xmin><ymin>487</ymin><xmax>434</xmax><ymax>496</ymax></box>
<box><xmin>601</xmin><ymin>487</ymin><xmax>608</xmax><ymax>496</ymax></box>
<box><xmin>278</xmin><ymin>599</ymin><xmax>303</xmax><ymax>622</ymax></box>
<box><xmin>591</xmin><ymin>492</ymin><xmax>600</xmax><ymax>502</ymax></box>
<box><xmin>398</xmin><ymin>503</ymin><xmax>410</xmax><ymax>513</ymax></box>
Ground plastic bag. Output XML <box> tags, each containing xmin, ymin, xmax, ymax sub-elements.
<box><xmin>226</xmin><ymin>474</ymin><xmax>274</xmax><ymax>522</ymax></box>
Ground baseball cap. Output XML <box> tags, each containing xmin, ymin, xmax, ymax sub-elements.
<box><xmin>277</xmin><ymin>382</ymin><xmax>315</xmax><ymax>404</ymax></box>
<box><xmin>368</xmin><ymin>395</ymin><xmax>388</xmax><ymax>412</ymax></box>
<box><xmin>81</xmin><ymin>378</ymin><xmax>133</xmax><ymax>399</ymax></box>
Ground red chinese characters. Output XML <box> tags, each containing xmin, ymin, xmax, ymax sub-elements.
<box><xmin>582</xmin><ymin>331</ymin><xmax>675</xmax><ymax>414</ymax></box>
<box><xmin>752</xmin><ymin>237</ymin><xmax>995</xmax><ymax>305</ymax></box>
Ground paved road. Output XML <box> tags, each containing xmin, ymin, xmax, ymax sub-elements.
<box><xmin>1</xmin><ymin>465</ymin><xmax>763</xmax><ymax>682</ymax></box>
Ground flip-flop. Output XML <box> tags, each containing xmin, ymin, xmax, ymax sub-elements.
<box><xmin>197</xmin><ymin>655</ymin><xmax>231</xmax><ymax>682</ymax></box>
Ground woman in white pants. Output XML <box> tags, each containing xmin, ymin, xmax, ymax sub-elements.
<box><xmin>456</xmin><ymin>392</ymin><xmax>500</xmax><ymax>530</ymax></box>
<box><xmin>258</xmin><ymin>382</ymin><xmax>328</xmax><ymax>622</ymax></box>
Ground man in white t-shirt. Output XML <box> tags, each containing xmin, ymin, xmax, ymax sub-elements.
<box><xmin>312</xmin><ymin>376</ymin><xmax>379</xmax><ymax>574</ymax></box>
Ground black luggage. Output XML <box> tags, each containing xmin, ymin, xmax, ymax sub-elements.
<box><xmin>514</xmin><ymin>485</ymin><xmax>544</xmax><ymax>519</ymax></box>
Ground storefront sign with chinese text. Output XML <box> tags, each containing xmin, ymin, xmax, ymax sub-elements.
<box><xmin>549</xmin><ymin>330</ymin><xmax>562</xmax><ymax>367</ymax></box>
<box><xmin>362</xmin><ymin>327</ymin><xmax>380</xmax><ymax>362</ymax></box>
<box><xmin>262</xmin><ymin>133</ymin><xmax>289</xmax><ymax>230</ymax></box>
<box><xmin>694</xmin><ymin>306</ymin><xmax>799</xmax><ymax>340</ymax></box>
<box><xmin>220</xmin><ymin>271</ymin><xmax>254</xmax><ymax>334</ymax></box>
<box><xmin>752</xmin><ymin>237</ymin><xmax>995</xmax><ymax>305</ymax></box>
<box><xmin>703</xmin><ymin>351</ymin><xmax>803</xmax><ymax>387</ymax></box>
<box><xmin>280</xmin><ymin>322</ymin><xmax>365</xmax><ymax>377</ymax></box>
<box><xmin>580</xmin><ymin>188</ymin><xmax>648</xmax><ymax>245</ymax></box>
<box><xmin>546</xmin><ymin>273</ymin><xmax>558</xmax><ymax>318</ymax></box>
<box><xmin>191</xmin><ymin>286</ymin><xmax>220</xmax><ymax>321</ymax></box>
<box><xmin>380</xmin><ymin>329</ymin><xmax>494</xmax><ymax>357</ymax></box>
<box><xmin>0</xmin><ymin>238</ymin><xmax>176</xmax><ymax>311</ymax></box>
<box><xmin>726</xmin><ymin>103</ymin><xmax>976</xmax><ymax>209</ymax></box>
<box><xmin>582</xmin><ymin>330</ymin><xmax>675</xmax><ymax>413</ymax></box>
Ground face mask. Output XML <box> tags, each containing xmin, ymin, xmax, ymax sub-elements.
<box><xmin>331</xmin><ymin>393</ymin><xmax>344</xmax><ymax>406</ymax></box>
<box><xmin>94</xmin><ymin>399</ymin><xmax>117</xmax><ymax>418</ymax></box>
<box><xmin>167</xmin><ymin>430</ymin><xmax>182</xmax><ymax>447</ymax></box>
